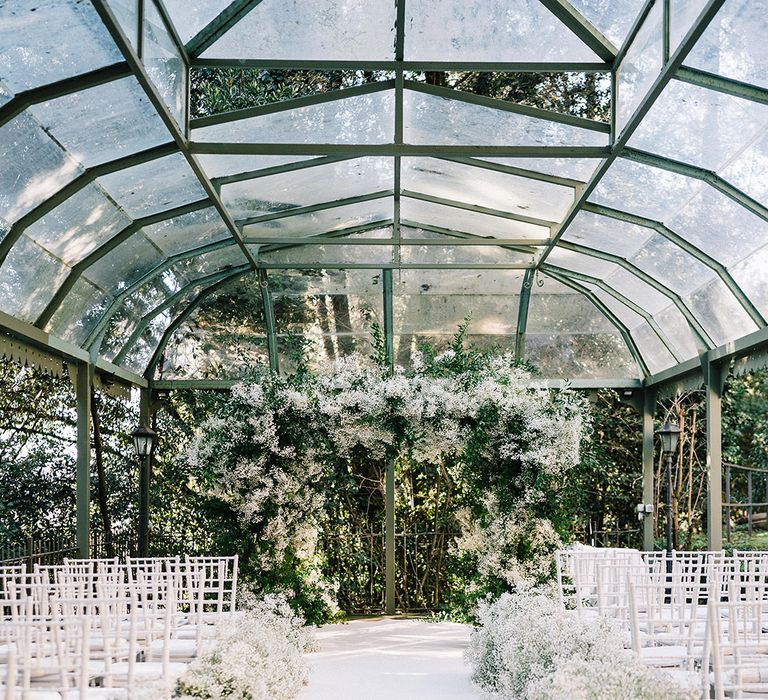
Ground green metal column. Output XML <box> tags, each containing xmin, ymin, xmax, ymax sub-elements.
<box><xmin>75</xmin><ymin>362</ymin><xmax>92</xmax><ymax>558</ymax></box>
<box><xmin>259</xmin><ymin>268</ymin><xmax>279</xmax><ymax>373</ymax></box>
<box><xmin>383</xmin><ymin>268</ymin><xmax>396</xmax><ymax>614</ymax></box>
<box><xmin>706</xmin><ymin>360</ymin><xmax>726</xmax><ymax>550</ymax></box>
<box><xmin>138</xmin><ymin>387</ymin><xmax>151</xmax><ymax>556</ymax></box>
<box><xmin>642</xmin><ymin>389</ymin><xmax>656</xmax><ymax>551</ymax></box>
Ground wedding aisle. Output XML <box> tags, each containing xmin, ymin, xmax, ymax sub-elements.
<box><xmin>298</xmin><ymin>618</ymin><xmax>480</xmax><ymax>700</ymax></box>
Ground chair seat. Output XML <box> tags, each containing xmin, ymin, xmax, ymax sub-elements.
<box><xmin>149</xmin><ymin>638</ymin><xmax>197</xmax><ymax>661</ymax></box>
<box><xmin>638</xmin><ymin>645</ymin><xmax>691</xmax><ymax>667</ymax></box>
<box><xmin>107</xmin><ymin>660</ymin><xmax>188</xmax><ymax>684</ymax></box>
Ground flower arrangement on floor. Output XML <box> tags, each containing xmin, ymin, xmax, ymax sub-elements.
<box><xmin>186</xmin><ymin>327</ymin><xmax>589</xmax><ymax>620</ymax></box>
<box><xmin>174</xmin><ymin>593</ymin><xmax>315</xmax><ymax>700</ymax></box>
<box><xmin>466</xmin><ymin>590</ymin><xmax>698</xmax><ymax>700</ymax></box>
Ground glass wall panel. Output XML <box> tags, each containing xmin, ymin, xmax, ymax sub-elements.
<box><xmin>277</xmin><ymin>334</ymin><xmax>375</xmax><ymax>374</ymax></box>
<box><xmin>194</xmin><ymin>91</ymin><xmax>395</xmax><ymax>145</ymax></box>
<box><xmin>0</xmin><ymin>112</ymin><xmax>82</xmax><ymax>224</ymax></box>
<box><xmin>525</xmin><ymin>331</ymin><xmax>638</xmax><ymax>378</ymax></box>
<box><xmin>26</xmin><ymin>184</ymin><xmax>132</xmax><ymax>266</ymax></box>
<box><xmin>220</xmin><ymin>157</ymin><xmax>393</xmax><ymax>220</ymax></box>
<box><xmin>143</xmin><ymin>0</ymin><xmax>186</xmax><ymax>127</ymax></box>
<box><xmin>97</xmin><ymin>153</ymin><xmax>207</xmax><ymax>218</ymax></box>
<box><xmin>480</xmin><ymin>157</ymin><xmax>602</xmax><ymax>182</ymax></box>
<box><xmin>196</xmin><ymin>154</ymin><xmax>318</xmax><ymax>180</ymax></box>
<box><xmin>100</xmin><ymin>306</ymin><xmax>143</xmax><ymax>360</ymax></box>
<box><xmin>405</xmin><ymin>0</ymin><xmax>600</xmax><ymax>62</ymax></box>
<box><xmin>0</xmin><ymin>0</ymin><xmax>122</xmax><ymax>93</ymax></box>
<box><xmin>400</xmin><ymin>197</ymin><xmax>550</xmax><ymax>240</ymax></box>
<box><xmin>628</xmin><ymin>79</ymin><xmax>768</xmax><ymax>171</ymax></box>
<box><xmin>244</xmin><ymin>199</ymin><xmax>392</xmax><ymax>239</ymax></box>
<box><xmin>202</xmin><ymin>0</ymin><xmax>397</xmax><ymax>61</ymax></box>
<box><xmin>403</xmin><ymin>90</ymin><xmax>609</xmax><ymax>147</ymax></box>
<box><xmin>401</xmin><ymin>157</ymin><xmax>575</xmax><ymax>222</ymax></box>
<box><xmin>29</xmin><ymin>77</ymin><xmax>171</xmax><ymax>168</ymax></box>
<box><xmin>47</xmin><ymin>277</ymin><xmax>111</xmax><ymax>346</ymax></box>
<box><xmin>0</xmin><ymin>234</ymin><xmax>69</xmax><ymax>322</ymax></box>
<box><xmin>568</xmin><ymin>0</ymin><xmax>644</xmax><ymax>47</ymax></box>
<box><xmin>617</xmin><ymin>0</ymin><xmax>663</xmax><ymax>132</ymax></box>
<box><xmin>142</xmin><ymin>207</ymin><xmax>229</xmax><ymax>257</ymax></box>
<box><xmin>686</xmin><ymin>0</ymin><xmax>768</xmax><ymax>90</ymax></box>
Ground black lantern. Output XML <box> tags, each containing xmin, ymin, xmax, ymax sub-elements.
<box><xmin>131</xmin><ymin>425</ymin><xmax>156</xmax><ymax>458</ymax></box>
<box><xmin>656</xmin><ymin>421</ymin><xmax>682</xmax><ymax>456</ymax></box>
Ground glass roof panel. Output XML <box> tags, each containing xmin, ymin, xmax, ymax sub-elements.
<box><xmin>400</xmin><ymin>197</ymin><xmax>550</xmax><ymax>240</ymax></box>
<box><xmin>720</xmin><ymin>132</ymin><xmax>768</xmax><ymax>208</ymax></box>
<box><xmin>0</xmin><ymin>0</ymin><xmax>123</xmax><ymax>94</ymax></box>
<box><xmin>400</xmin><ymin>228</ymin><xmax>535</xmax><ymax>266</ymax></box>
<box><xmin>686</xmin><ymin>0</ymin><xmax>768</xmax><ymax>90</ymax></box>
<box><xmin>405</xmin><ymin>0</ymin><xmax>600</xmax><ymax>62</ymax></box>
<box><xmin>655</xmin><ymin>304</ymin><xmax>701</xmax><ymax>359</ymax></box>
<box><xmin>403</xmin><ymin>90</ymin><xmax>609</xmax><ymax>147</ymax></box>
<box><xmin>29</xmin><ymin>77</ymin><xmax>171</xmax><ymax>168</ymax></box>
<box><xmin>243</xmin><ymin>199</ymin><xmax>392</xmax><ymax>240</ymax></box>
<box><xmin>731</xmin><ymin>245</ymin><xmax>768</xmax><ymax>319</ymax></box>
<box><xmin>631</xmin><ymin>322</ymin><xmax>677</xmax><ymax>374</ymax></box>
<box><xmin>193</xmin><ymin>91</ymin><xmax>395</xmax><ymax>145</ymax></box>
<box><xmin>0</xmin><ymin>234</ymin><xmax>69</xmax><ymax>322</ymax></box>
<box><xmin>96</xmin><ymin>153</ymin><xmax>208</xmax><ymax>218</ymax></box>
<box><xmin>563</xmin><ymin>210</ymin><xmax>653</xmax><ymax>257</ymax></box>
<box><xmin>166</xmin><ymin>245</ymin><xmax>247</xmax><ymax>282</ymax></box>
<box><xmin>603</xmin><ymin>267</ymin><xmax>672</xmax><ymax>315</ymax></box>
<box><xmin>104</xmin><ymin>0</ymin><xmax>138</xmax><ymax>49</ymax></box>
<box><xmin>163</xmin><ymin>0</ymin><xmax>232</xmax><ymax>42</ymax></box>
<box><xmin>401</xmin><ymin>157</ymin><xmax>575</xmax><ymax>223</ymax></box>
<box><xmin>617</xmin><ymin>0</ymin><xmax>663</xmax><ymax>132</ymax></box>
<box><xmin>25</xmin><ymin>184</ymin><xmax>132</xmax><ymax>266</ymax></box>
<box><xmin>567</xmin><ymin>0</ymin><xmax>644</xmax><ymax>47</ymax></box>
<box><xmin>0</xmin><ymin>82</ymin><xmax>12</xmax><ymax>106</ymax></box>
<box><xmin>202</xmin><ymin>0</ymin><xmax>397</xmax><ymax>61</ymax></box>
<box><xmin>196</xmin><ymin>155</ymin><xmax>319</xmax><ymax>180</ymax></box>
<box><xmin>546</xmin><ymin>247</ymin><xmax>620</xmax><ymax>279</ymax></box>
<box><xmin>688</xmin><ymin>278</ymin><xmax>757</xmax><ymax>346</ymax></box>
<box><xmin>257</xmin><ymin>229</ymin><xmax>393</xmax><ymax>266</ymax></box>
<box><xmin>84</xmin><ymin>234</ymin><xmax>167</xmax><ymax>296</ymax></box>
<box><xmin>628</xmin><ymin>79</ymin><xmax>768</xmax><ymax>171</ymax></box>
<box><xmin>629</xmin><ymin>234</ymin><xmax>715</xmax><ymax>295</ymax></box>
<box><xmin>669</xmin><ymin>0</ymin><xmax>709</xmax><ymax>54</ymax></box>
<box><xmin>0</xmin><ymin>112</ymin><xmax>83</xmax><ymax>224</ymax></box>
<box><xmin>220</xmin><ymin>157</ymin><xmax>393</xmax><ymax>220</ymax></box>
<box><xmin>46</xmin><ymin>277</ymin><xmax>111</xmax><ymax>347</ymax></box>
<box><xmin>141</xmin><ymin>207</ymin><xmax>230</xmax><ymax>257</ymax></box>
<box><xmin>479</xmin><ymin>157</ymin><xmax>603</xmax><ymax>182</ymax></box>
<box><xmin>143</xmin><ymin>0</ymin><xmax>186</xmax><ymax>127</ymax></box>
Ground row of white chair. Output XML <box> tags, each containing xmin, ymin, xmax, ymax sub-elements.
<box><xmin>0</xmin><ymin>555</ymin><xmax>238</xmax><ymax>699</ymax></box>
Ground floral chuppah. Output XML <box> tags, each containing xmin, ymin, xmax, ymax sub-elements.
<box><xmin>186</xmin><ymin>339</ymin><xmax>587</xmax><ymax>620</ymax></box>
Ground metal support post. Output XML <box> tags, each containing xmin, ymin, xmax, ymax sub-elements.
<box><xmin>642</xmin><ymin>389</ymin><xmax>656</xmax><ymax>551</ymax></box>
<box><xmin>706</xmin><ymin>359</ymin><xmax>726</xmax><ymax>550</ymax></box>
<box><xmin>75</xmin><ymin>362</ymin><xmax>92</xmax><ymax>558</ymax></box>
<box><xmin>138</xmin><ymin>387</ymin><xmax>151</xmax><ymax>557</ymax></box>
<box><xmin>382</xmin><ymin>268</ymin><xmax>396</xmax><ymax>614</ymax></box>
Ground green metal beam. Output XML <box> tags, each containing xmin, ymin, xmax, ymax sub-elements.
<box><xmin>541</xmin><ymin>262</ymin><xmax>683</xmax><ymax>362</ymax></box>
<box><xmin>621</xmin><ymin>148</ymin><xmax>768</xmax><ymax>225</ymax></box>
<box><xmin>236</xmin><ymin>191</ymin><xmax>394</xmax><ymax>229</ymax></box>
<box><xmin>259</xmin><ymin>269</ymin><xmax>279</xmax><ymax>372</ymax></box>
<box><xmin>401</xmin><ymin>190</ymin><xmax>557</xmax><ymax>229</ymax></box>
<box><xmin>556</xmin><ymin>239</ymin><xmax>716</xmax><ymax>348</ymax></box>
<box><xmin>191</xmin><ymin>142</ymin><xmax>613</xmax><ymax>157</ymax></box>
<box><xmin>536</xmin><ymin>0</ymin><xmax>618</xmax><ymax>62</ymax></box>
<box><xmin>515</xmin><ymin>269</ymin><xmax>535</xmax><ymax>362</ymax></box>
<box><xmin>382</xmin><ymin>264</ymin><xmax>396</xmax><ymax>614</ymax></box>
<box><xmin>192</xmin><ymin>80</ymin><xmax>395</xmax><ymax>129</ymax></box>
<box><xmin>91</xmin><ymin>0</ymin><xmax>258</xmax><ymax>269</ymax></box>
<box><xmin>538</xmin><ymin>0</ymin><xmax>727</xmax><ymax>268</ymax></box>
<box><xmin>675</xmin><ymin>66</ymin><xmax>768</xmax><ymax>106</ymax></box>
<box><xmin>35</xmin><ymin>199</ymin><xmax>213</xmax><ymax>329</ymax></box>
<box><xmin>258</xmin><ymin>262</ymin><xmax>535</xmax><ymax>270</ymax></box>
<box><xmin>0</xmin><ymin>142</ymin><xmax>178</xmax><ymax>268</ymax></box>
<box><xmin>582</xmin><ymin>201</ymin><xmax>767</xmax><ymax>328</ymax></box>
<box><xmin>186</xmin><ymin>0</ymin><xmax>266</xmax><ymax>57</ymax></box>
<box><xmin>613</xmin><ymin>0</ymin><xmax>656</xmax><ymax>67</ymax></box>
<box><xmin>83</xmin><ymin>239</ymin><xmax>238</xmax><ymax>352</ymax></box>
<box><xmin>404</xmin><ymin>80</ymin><xmax>611</xmax><ymax>133</ymax></box>
<box><xmin>544</xmin><ymin>268</ymin><xmax>650</xmax><ymax>376</ymax></box>
<box><xmin>212</xmin><ymin>156</ymin><xmax>347</xmax><ymax>187</ymax></box>
<box><xmin>114</xmin><ymin>266</ymin><xmax>250</xmax><ymax>365</ymax></box>
<box><xmin>250</xmin><ymin>236</ymin><xmax>543</xmax><ymax>247</ymax></box>
<box><xmin>144</xmin><ymin>268</ymin><xmax>253</xmax><ymax>378</ymax></box>
<box><xmin>437</xmin><ymin>155</ymin><xmax>587</xmax><ymax>188</ymax></box>
<box><xmin>0</xmin><ymin>62</ymin><xmax>132</xmax><ymax>128</ymax></box>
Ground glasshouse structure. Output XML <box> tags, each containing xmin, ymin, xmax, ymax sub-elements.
<box><xmin>2</xmin><ymin>0</ymin><xmax>768</xmax><ymax>690</ymax></box>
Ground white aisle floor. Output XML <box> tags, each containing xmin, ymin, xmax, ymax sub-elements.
<box><xmin>298</xmin><ymin>617</ymin><xmax>480</xmax><ymax>700</ymax></box>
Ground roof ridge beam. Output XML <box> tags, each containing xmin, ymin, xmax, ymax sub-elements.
<box><xmin>536</xmin><ymin>0</ymin><xmax>618</xmax><ymax>62</ymax></box>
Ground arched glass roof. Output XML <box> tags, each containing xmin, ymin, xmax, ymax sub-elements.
<box><xmin>1</xmin><ymin>0</ymin><xmax>767</xmax><ymax>388</ymax></box>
